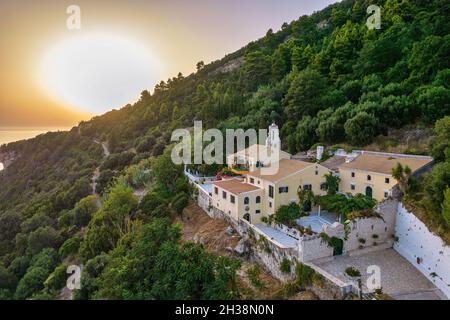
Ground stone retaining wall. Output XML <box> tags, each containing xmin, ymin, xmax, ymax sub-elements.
<box><xmin>237</xmin><ymin>219</ymin><xmax>298</xmax><ymax>282</ymax></box>
<box><xmin>305</xmin><ymin>262</ymin><xmax>354</xmax><ymax>300</ymax></box>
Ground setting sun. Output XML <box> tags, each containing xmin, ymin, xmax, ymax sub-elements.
<box><xmin>38</xmin><ymin>32</ymin><xmax>162</xmax><ymax>114</ymax></box>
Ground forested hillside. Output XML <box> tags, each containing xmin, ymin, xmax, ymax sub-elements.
<box><xmin>81</xmin><ymin>0</ymin><xmax>449</xmax><ymax>155</ymax></box>
<box><xmin>0</xmin><ymin>0</ymin><xmax>449</xmax><ymax>299</ymax></box>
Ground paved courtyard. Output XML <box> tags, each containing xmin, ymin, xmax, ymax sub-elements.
<box><xmin>313</xmin><ymin>248</ymin><xmax>446</xmax><ymax>300</ymax></box>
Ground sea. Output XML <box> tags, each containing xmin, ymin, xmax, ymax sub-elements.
<box><xmin>0</xmin><ymin>127</ymin><xmax>71</xmax><ymax>170</ymax></box>
<box><xmin>0</xmin><ymin>127</ymin><xmax>71</xmax><ymax>146</ymax></box>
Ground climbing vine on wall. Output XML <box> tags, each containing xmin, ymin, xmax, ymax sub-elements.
<box><xmin>319</xmin><ymin>232</ymin><xmax>344</xmax><ymax>253</ymax></box>
<box><xmin>343</xmin><ymin>221</ymin><xmax>351</xmax><ymax>241</ymax></box>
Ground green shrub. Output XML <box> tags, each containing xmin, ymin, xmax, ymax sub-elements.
<box><xmin>246</xmin><ymin>265</ymin><xmax>263</xmax><ymax>289</ymax></box>
<box><xmin>7</xmin><ymin>255</ymin><xmax>31</xmax><ymax>279</ymax></box>
<box><xmin>171</xmin><ymin>193</ymin><xmax>189</xmax><ymax>215</ymax></box>
<box><xmin>59</xmin><ymin>236</ymin><xmax>82</xmax><ymax>259</ymax></box>
<box><xmin>72</xmin><ymin>195</ymin><xmax>99</xmax><ymax>227</ymax></box>
<box><xmin>27</xmin><ymin>227</ymin><xmax>62</xmax><ymax>255</ymax></box>
<box><xmin>73</xmin><ymin>253</ymin><xmax>110</xmax><ymax>300</ymax></box>
<box><xmin>14</xmin><ymin>249</ymin><xmax>59</xmax><ymax>299</ymax></box>
<box><xmin>295</xmin><ymin>263</ymin><xmax>315</xmax><ymax>287</ymax></box>
<box><xmin>442</xmin><ymin>187</ymin><xmax>450</xmax><ymax>228</ymax></box>
<box><xmin>311</xmin><ymin>272</ymin><xmax>325</xmax><ymax>288</ymax></box>
<box><xmin>0</xmin><ymin>266</ymin><xmax>17</xmax><ymax>291</ymax></box>
<box><xmin>345</xmin><ymin>267</ymin><xmax>361</xmax><ymax>277</ymax></box>
<box><xmin>344</xmin><ymin>112</ymin><xmax>379</xmax><ymax>146</ymax></box>
<box><xmin>280</xmin><ymin>259</ymin><xmax>292</xmax><ymax>274</ymax></box>
<box><xmin>175</xmin><ymin>177</ymin><xmax>190</xmax><ymax>194</ymax></box>
<box><xmin>272</xmin><ymin>281</ymin><xmax>300</xmax><ymax>299</ymax></box>
<box><xmin>423</xmin><ymin>162</ymin><xmax>450</xmax><ymax>214</ymax></box>
<box><xmin>21</xmin><ymin>213</ymin><xmax>53</xmax><ymax>233</ymax></box>
<box><xmin>151</xmin><ymin>204</ymin><xmax>170</xmax><ymax>218</ymax></box>
<box><xmin>45</xmin><ymin>264</ymin><xmax>68</xmax><ymax>291</ymax></box>
<box><xmin>274</xmin><ymin>202</ymin><xmax>302</xmax><ymax>226</ymax></box>
<box><xmin>15</xmin><ymin>267</ymin><xmax>49</xmax><ymax>299</ymax></box>
<box><xmin>0</xmin><ymin>288</ymin><xmax>13</xmax><ymax>300</ymax></box>
<box><xmin>374</xmin><ymin>287</ymin><xmax>383</xmax><ymax>295</ymax></box>
<box><xmin>30</xmin><ymin>290</ymin><xmax>56</xmax><ymax>300</ymax></box>
<box><xmin>316</xmin><ymin>193</ymin><xmax>376</xmax><ymax>220</ymax></box>
<box><xmin>324</xmin><ymin>173</ymin><xmax>340</xmax><ymax>195</ymax></box>
<box><xmin>138</xmin><ymin>192</ymin><xmax>166</xmax><ymax>215</ymax></box>
<box><xmin>30</xmin><ymin>248</ymin><xmax>58</xmax><ymax>271</ymax></box>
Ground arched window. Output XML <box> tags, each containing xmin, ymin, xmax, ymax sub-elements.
<box><xmin>243</xmin><ymin>213</ymin><xmax>251</xmax><ymax>223</ymax></box>
<box><xmin>244</xmin><ymin>197</ymin><xmax>249</xmax><ymax>205</ymax></box>
<box><xmin>256</xmin><ymin>196</ymin><xmax>261</xmax><ymax>203</ymax></box>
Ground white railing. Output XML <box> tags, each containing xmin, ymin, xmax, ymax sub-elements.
<box><xmin>184</xmin><ymin>169</ymin><xmax>216</xmax><ymax>183</ymax></box>
<box><xmin>272</xmin><ymin>223</ymin><xmax>302</xmax><ymax>241</ymax></box>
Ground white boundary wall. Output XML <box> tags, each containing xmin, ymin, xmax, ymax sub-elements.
<box><xmin>394</xmin><ymin>203</ymin><xmax>450</xmax><ymax>298</ymax></box>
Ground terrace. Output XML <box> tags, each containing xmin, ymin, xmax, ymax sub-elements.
<box><xmin>296</xmin><ymin>211</ymin><xmax>340</xmax><ymax>234</ymax></box>
<box><xmin>248</xmin><ymin>209</ymin><xmax>340</xmax><ymax>250</ymax></box>
<box><xmin>184</xmin><ymin>167</ymin><xmax>216</xmax><ymax>183</ymax></box>
<box><xmin>198</xmin><ymin>183</ymin><xmax>213</xmax><ymax>196</ymax></box>
<box><xmin>254</xmin><ymin>223</ymin><xmax>299</xmax><ymax>248</ymax></box>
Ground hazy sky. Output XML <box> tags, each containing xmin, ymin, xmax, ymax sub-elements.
<box><xmin>0</xmin><ymin>0</ymin><xmax>339</xmax><ymax>127</ymax></box>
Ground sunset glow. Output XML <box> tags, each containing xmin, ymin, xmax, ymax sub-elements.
<box><xmin>38</xmin><ymin>32</ymin><xmax>162</xmax><ymax>114</ymax></box>
<box><xmin>0</xmin><ymin>0</ymin><xmax>338</xmax><ymax>127</ymax></box>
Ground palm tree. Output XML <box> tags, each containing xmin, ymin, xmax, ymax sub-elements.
<box><xmin>324</xmin><ymin>173</ymin><xmax>341</xmax><ymax>195</ymax></box>
<box><xmin>392</xmin><ymin>163</ymin><xmax>412</xmax><ymax>196</ymax></box>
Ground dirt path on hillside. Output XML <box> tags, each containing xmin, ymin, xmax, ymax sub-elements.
<box><xmin>58</xmin><ymin>140</ymin><xmax>110</xmax><ymax>301</ymax></box>
<box><xmin>91</xmin><ymin>140</ymin><xmax>110</xmax><ymax>206</ymax></box>
<box><xmin>96</xmin><ymin>139</ymin><xmax>110</xmax><ymax>157</ymax></box>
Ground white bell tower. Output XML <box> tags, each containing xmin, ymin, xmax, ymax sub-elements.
<box><xmin>266</xmin><ymin>122</ymin><xmax>280</xmax><ymax>152</ymax></box>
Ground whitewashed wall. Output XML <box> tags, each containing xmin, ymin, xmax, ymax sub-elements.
<box><xmin>344</xmin><ymin>216</ymin><xmax>394</xmax><ymax>253</ymax></box>
<box><xmin>299</xmin><ymin>235</ymin><xmax>333</xmax><ymax>262</ymax></box>
<box><xmin>197</xmin><ymin>188</ymin><xmax>211</xmax><ymax>215</ymax></box>
<box><xmin>394</xmin><ymin>203</ymin><xmax>450</xmax><ymax>298</ymax></box>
